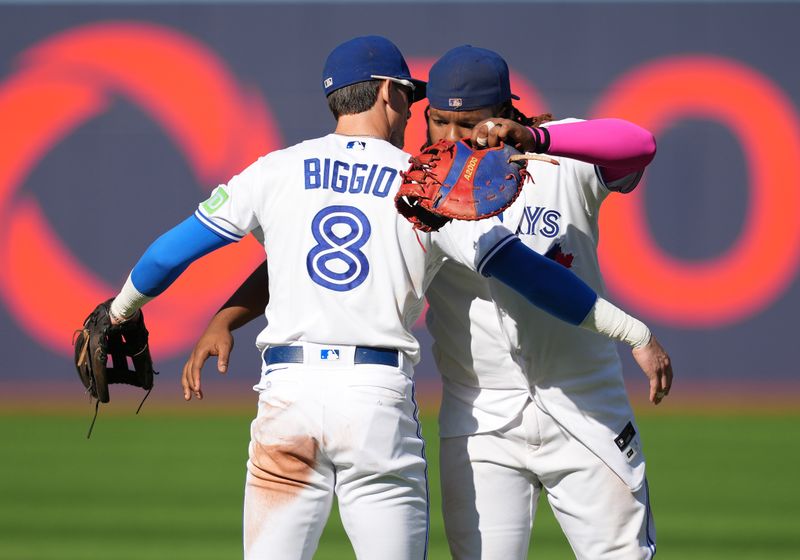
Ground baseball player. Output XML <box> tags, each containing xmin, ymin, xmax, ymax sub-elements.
<box><xmin>424</xmin><ymin>46</ymin><xmax>667</xmax><ymax>559</ymax></box>
<box><xmin>183</xmin><ymin>48</ymin><xmax>671</xmax><ymax>558</ymax></box>
<box><xmin>183</xmin><ymin>45</ymin><xmax>672</xmax><ymax>559</ymax></box>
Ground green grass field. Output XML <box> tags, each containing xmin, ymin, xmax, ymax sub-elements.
<box><xmin>1</xmin><ymin>409</ymin><xmax>798</xmax><ymax>559</ymax></box>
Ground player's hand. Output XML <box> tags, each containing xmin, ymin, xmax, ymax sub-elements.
<box><xmin>181</xmin><ymin>324</ymin><xmax>235</xmax><ymax>401</ymax></box>
<box><xmin>631</xmin><ymin>335</ymin><xmax>673</xmax><ymax>405</ymax></box>
<box><xmin>472</xmin><ymin>118</ymin><xmax>534</xmax><ymax>151</ymax></box>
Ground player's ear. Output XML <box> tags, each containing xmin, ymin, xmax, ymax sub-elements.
<box><xmin>379</xmin><ymin>79</ymin><xmax>397</xmax><ymax>106</ymax></box>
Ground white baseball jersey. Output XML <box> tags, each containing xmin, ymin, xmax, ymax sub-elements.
<box><xmin>195</xmin><ymin>133</ymin><xmax>515</xmax><ymax>365</ymax></box>
<box><xmin>194</xmin><ymin>133</ymin><xmax>519</xmax><ymax>559</ymax></box>
<box><xmin>427</xmin><ymin>119</ymin><xmax>646</xmax><ymax>491</ymax></box>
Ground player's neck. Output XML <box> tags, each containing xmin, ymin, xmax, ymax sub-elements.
<box><xmin>334</xmin><ymin>110</ymin><xmax>391</xmax><ymax>141</ymax></box>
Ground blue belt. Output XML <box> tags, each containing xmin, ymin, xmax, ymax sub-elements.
<box><xmin>263</xmin><ymin>345</ymin><xmax>399</xmax><ymax>367</ymax></box>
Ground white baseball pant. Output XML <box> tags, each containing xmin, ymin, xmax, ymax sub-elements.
<box><xmin>440</xmin><ymin>398</ymin><xmax>655</xmax><ymax>559</ymax></box>
<box><xmin>243</xmin><ymin>344</ymin><xmax>429</xmax><ymax>559</ymax></box>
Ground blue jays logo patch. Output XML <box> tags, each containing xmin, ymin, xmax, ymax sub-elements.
<box><xmin>346</xmin><ymin>140</ymin><xmax>366</xmax><ymax>151</ymax></box>
<box><xmin>545</xmin><ymin>242</ymin><xmax>574</xmax><ymax>268</ymax></box>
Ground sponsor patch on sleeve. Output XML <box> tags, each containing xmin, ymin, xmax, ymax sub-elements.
<box><xmin>201</xmin><ymin>187</ymin><xmax>229</xmax><ymax>215</ymax></box>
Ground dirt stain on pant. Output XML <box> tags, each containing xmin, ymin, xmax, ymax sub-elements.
<box><xmin>245</xmin><ymin>435</ymin><xmax>319</xmax><ymax>551</ymax></box>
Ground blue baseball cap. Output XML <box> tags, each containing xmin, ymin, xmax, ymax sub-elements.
<box><xmin>322</xmin><ymin>35</ymin><xmax>427</xmax><ymax>103</ymax></box>
<box><xmin>427</xmin><ymin>45</ymin><xmax>519</xmax><ymax>111</ymax></box>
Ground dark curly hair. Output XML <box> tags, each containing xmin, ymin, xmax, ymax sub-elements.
<box><xmin>500</xmin><ymin>102</ymin><xmax>553</xmax><ymax>128</ymax></box>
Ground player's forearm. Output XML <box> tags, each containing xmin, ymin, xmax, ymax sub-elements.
<box><xmin>214</xmin><ymin>260</ymin><xmax>270</xmax><ymax>331</ymax></box>
<box><xmin>580</xmin><ymin>297</ymin><xmax>651</xmax><ymax>348</ymax></box>
<box><xmin>482</xmin><ymin>238</ymin><xmax>597</xmax><ymax>325</ymax></box>
<box><xmin>482</xmin><ymin>238</ymin><xmax>650</xmax><ymax>347</ymax></box>
<box><xmin>207</xmin><ymin>304</ymin><xmax>261</xmax><ymax>333</ymax></box>
<box><xmin>529</xmin><ymin>118</ymin><xmax>656</xmax><ymax>170</ymax></box>
<box><xmin>109</xmin><ymin>215</ymin><xmax>231</xmax><ymax>321</ymax></box>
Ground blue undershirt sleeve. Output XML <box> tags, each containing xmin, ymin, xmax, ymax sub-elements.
<box><xmin>482</xmin><ymin>238</ymin><xmax>598</xmax><ymax>325</ymax></box>
<box><xmin>130</xmin><ymin>214</ymin><xmax>233</xmax><ymax>296</ymax></box>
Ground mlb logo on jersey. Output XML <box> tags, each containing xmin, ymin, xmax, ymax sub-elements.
<box><xmin>320</xmin><ymin>349</ymin><xmax>340</xmax><ymax>361</ymax></box>
<box><xmin>448</xmin><ymin>98</ymin><xmax>463</xmax><ymax>108</ymax></box>
<box><xmin>347</xmin><ymin>140</ymin><xmax>367</xmax><ymax>151</ymax></box>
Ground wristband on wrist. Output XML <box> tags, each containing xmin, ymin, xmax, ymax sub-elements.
<box><xmin>108</xmin><ymin>305</ymin><xmax>127</xmax><ymax>324</ymax></box>
<box><xmin>110</xmin><ymin>274</ymin><xmax>152</xmax><ymax>322</ymax></box>
<box><xmin>580</xmin><ymin>297</ymin><xmax>651</xmax><ymax>348</ymax></box>
<box><xmin>526</xmin><ymin>126</ymin><xmax>551</xmax><ymax>153</ymax></box>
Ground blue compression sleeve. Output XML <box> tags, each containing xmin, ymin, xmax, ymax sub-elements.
<box><xmin>130</xmin><ymin>214</ymin><xmax>233</xmax><ymax>296</ymax></box>
<box><xmin>483</xmin><ymin>238</ymin><xmax>598</xmax><ymax>325</ymax></box>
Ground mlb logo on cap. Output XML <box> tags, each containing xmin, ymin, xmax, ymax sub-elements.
<box><xmin>324</xmin><ymin>77</ymin><xmax>333</xmax><ymax>88</ymax></box>
<box><xmin>448</xmin><ymin>98</ymin><xmax>463</xmax><ymax>108</ymax></box>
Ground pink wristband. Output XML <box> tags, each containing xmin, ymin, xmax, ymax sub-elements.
<box><xmin>526</xmin><ymin>126</ymin><xmax>551</xmax><ymax>153</ymax></box>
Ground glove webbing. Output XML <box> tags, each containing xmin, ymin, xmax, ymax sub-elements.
<box><xmin>74</xmin><ymin>327</ymin><xmax>154</xmax><ymax>439</ymax></box>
